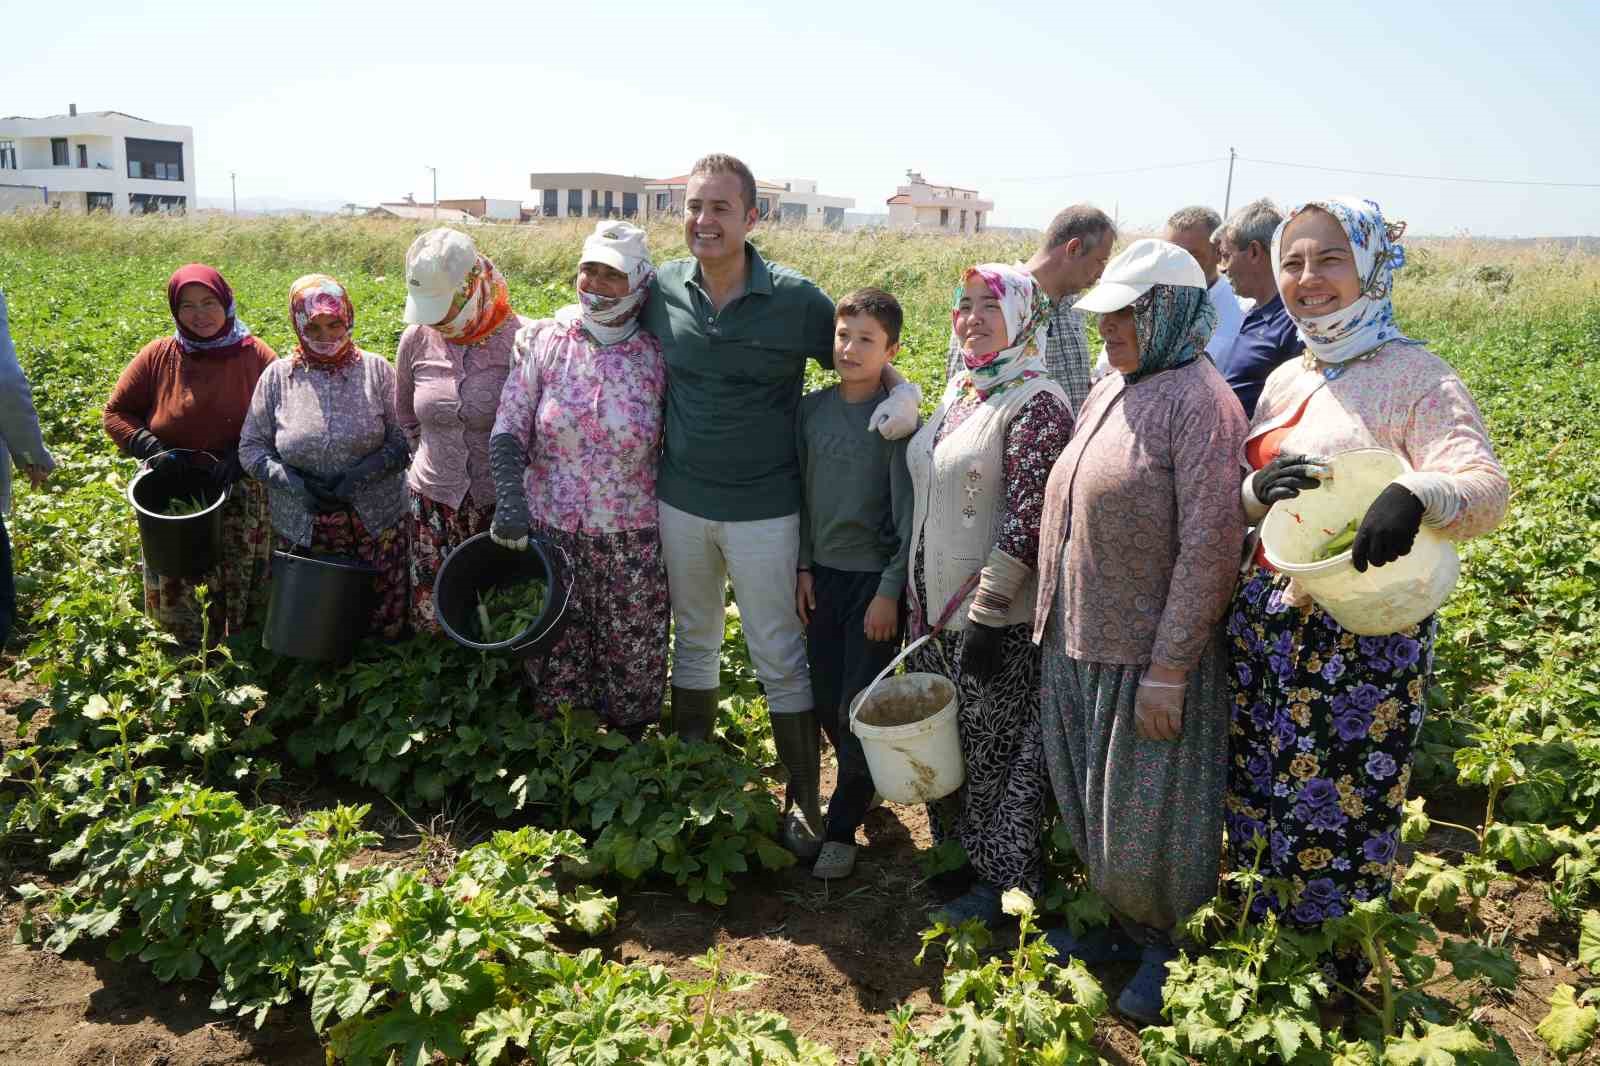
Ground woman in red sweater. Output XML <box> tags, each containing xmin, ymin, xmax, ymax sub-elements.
<box><xmin>103</xmin><ymin>264</ymin><xmax>278</xmax><ymax>643</ymax></box>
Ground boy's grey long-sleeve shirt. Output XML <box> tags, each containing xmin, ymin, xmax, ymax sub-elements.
<box><xmin>795</xmin><ymin>384</ymin><xmax>914</xmax><ymax>601</ymax></box>
<box><xmin>0</xmin><ymin>290</ymin><xmax>55</xmax><ymax>515</ymax></box>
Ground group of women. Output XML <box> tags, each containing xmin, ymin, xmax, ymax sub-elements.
<box><xmin>99</xmin><ymin>195</ymin><xmax>1507</xmax><ymax>1026</ymax></box>
<box><xmin>101</xmin><ymin>220</ymin><xmax>667</xmax><ymax>728</ymax></box>
<box><xmin>917</xmin><ymin>196</ymin><xmax>1505</xmax><ymax>1025</ymax></box>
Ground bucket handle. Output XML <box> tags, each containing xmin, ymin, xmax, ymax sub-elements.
<box><xmin>848</xmin><ymin>632</ymin><xmax>934</xmax><ymax>731</ymax></box>
<box><xmin>139</xmin><ymin>448</ymin><xmax>220</xmax><ymax>472</ymax></box>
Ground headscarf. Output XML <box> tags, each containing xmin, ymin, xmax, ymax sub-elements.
<box><xmin>167</xmin><ymin>263</ymin><xmax>252</xmax><ymax>355</ymax></box>
<box><xmin>288</xmin><ymin>274</ymin><xmax>360</xmax><ymax>371</ymax></box>
<box><xmin>434</xmin><ymin>255</ymin><xmax>514</xmax><ymax>346</ymax></box>
<box><xmin>950</xmin><ymin>263</ymin><xmax>1051</xmax><ymax>400</ymax></box>
<box><xmin>1271</xmin><ymin>196</ymin><xmax>1411</xmax><ymax>369</ymax></box>
<box><xmin>1121</xmin><ymin>283</ymin><xmax>1217</xmax><ymax>386</ymax></box>
<box><xmin>555</xmin><ymin>221</ymin><xmax>656</xmax><ymax>347</ymax></box>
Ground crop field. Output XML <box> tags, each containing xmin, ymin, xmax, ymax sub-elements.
<box><xmin>0</xmin><ymin>212</ymin><xmax>1597</xmax><ymax>1065</ymax></box>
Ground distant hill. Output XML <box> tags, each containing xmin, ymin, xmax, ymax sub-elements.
<box><xmin>196</xmin><ymin>195</ymin><xmax>345</xmax><ymax>216</ymax></box>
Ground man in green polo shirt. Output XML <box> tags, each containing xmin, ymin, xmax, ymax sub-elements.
<box><xmin>643</xmin><ymin>153</ymin><xmax>919</xmax><ymax>857</ymax></box>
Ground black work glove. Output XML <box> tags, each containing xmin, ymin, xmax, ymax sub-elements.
<box><xmin>330</xmin><ymin>439</ymin><xmax>409</xmax><ymax>501</ymax></box>
<box><xmin>1251</xmin><ymin>454</ymin><xmax>1327</xmax><ymax>505</ymax></box>
<box><xmin>129</xmin><ymin>429</ymin><xmax>187</xmax><ymax>473</ymax></box>
<box><xmin>960</xmin><ymin>621</ymin><xmax>1005</xmax><ymax>687</ymax></box>
<box><xmin>208</xmin><ymin>448</ymin><xmax>245</xmax><ymax>489</ymax></box>
<box><xmin>1352</xmin><ymin>483</ymin><xmax>1425</xmax><ymax>572</ymax></box>
<box><xmin>489</xmin><ymin>432</ymin><xmax>531</xmax><ymax>550</ymax></box>
<box><xmin>302</xmin><ymin>472</ymin><xmax>347</xmax><ymax>514</ymax></box>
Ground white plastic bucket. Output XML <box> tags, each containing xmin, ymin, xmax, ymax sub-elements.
<box><xmin>848</xmin><ymin>634</ymin><xmax>965</xmax><ymax>804</ymax></box>
<box><xmin>1258</xmin><ymin>448</ymin><xmax>1459</xmax><ymax>636</ymax></box>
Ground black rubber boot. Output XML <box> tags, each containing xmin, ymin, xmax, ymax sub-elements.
<box><xmin>772</xmin><ymin>711</ymin><xmax>824</xmax><ymax>860</ymax></box>
<box><xmin>670</xmin><ymin>685</ymin><xmax>718</xmax><ymax>743</ymax></box>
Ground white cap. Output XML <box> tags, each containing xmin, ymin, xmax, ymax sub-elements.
<box><xmin>579</xmin><ymin>220</ymin><xmax>651</xmax><ymax>281</ymax></box>
<box><xmin>403</xmin><ymin>228</ymin><xmax>479</xmax><ymax>325</ymax></box>
<box><xmin>1074</xmin><ymin>238</ymin><xmax>1207</xmax><ymax>313</ymax></box>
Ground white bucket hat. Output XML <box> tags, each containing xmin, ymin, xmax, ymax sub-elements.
<box><xmin>403</xmin><ymin>228</ymin><xmax>479</xmax><ymax>326</ymax></box>
<box><xmin>1075</xmin><ymin>238</ymin><xmax>1207</xmax><ymax>313</ymax></box>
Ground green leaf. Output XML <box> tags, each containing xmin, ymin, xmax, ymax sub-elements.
<box><xmin>1482</xmin><ymin>822</ymin><xmax>1557</xmax><ymax>871</ymax></box>
<box><xmin>1537</xmin><ymin>984</ymin><xmax>1599</xmax><ymax>1060</ymax></box>
<box><xmin>1400</xmin><ymin>796</ymin><xmax>1432</xmax><ymax>843</ymax></box>
<box><xmin>1394</xmin><ymin>854</ymin><xmax>1469</xmax><ymax>915</ymax></box>
<box><xmin>936</xmin><ymin>1003</ymin><xmax>1005</xmax><ymax>1065</ymax></box>
<box><xmin>561</xmin><ymin>886</ymin><xmax>618</xmax><ymax>936</ymax></box>
<box><xmin>1440</xmin><ymin>940</ymin><xmax>1520</xmax><ymax>989</ymax></box>
<box><xmin>1578</xmin><ymin>910</ymin><xmax>1600</xmax><ymax>971</ymax></box>
<box><xmin>1381</xmin><ymin>1021</ymin><xmax>1492</xmax><ymax>1066</ymax></box>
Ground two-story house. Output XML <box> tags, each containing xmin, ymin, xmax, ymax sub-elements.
<box><xmin>0</xmin><ymin>106</ymin><xmax>195</xmax><ymax>215</ymax></box>
<box><xmin>886</xmin><ymin>171</ymin><xmax>992</xmax><ymax>234</ymax></box>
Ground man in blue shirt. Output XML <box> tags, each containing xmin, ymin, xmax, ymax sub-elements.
<box><xmin>1213</xmin><ymin>199</ymin><xmax>1305</xmax><ymax>418</ymax></box>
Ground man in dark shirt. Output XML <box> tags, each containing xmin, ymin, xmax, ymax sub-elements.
<box><xmin>1214</xmin><ymin>199</ymin><xmax>1305</xmax><ymax>418</ymax></box>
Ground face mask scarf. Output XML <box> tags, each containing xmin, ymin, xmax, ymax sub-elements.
<box><xmin>434</xmin><ymin>255</ymin><xmax>514</xmax><ymax>346</ymax></box>
<box><xmin>1120</xmin><ymin>282</ymin><xmax>1217</xmax><ymax>386</ymax></box>
<box><xmin>289</xmin><ymin>274</ymin><xmax>359</xmax><ymax>371</ymax></box>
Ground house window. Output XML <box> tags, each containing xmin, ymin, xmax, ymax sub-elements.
<box><xmin>567</xmin><ymin>189</ymin><xmax>583</xmax><ymax>217</ymax></box>
<box><xmin>939</xmin><ymin>207</ymin><xmax>949</xmax><ymax>227</ymax></box>
<box><xmin>130</xmin><ymin>193</ymin><xmax>186</xmax><ymax>215</ymax></box>
<box><xmin>0</xmin><ymin>140</ymin><xmax>15</xmax><ymax>169</ymax></box>
<box><xmin>87</xmin><ymin>192</ymin><xmax>114</xmax><ymax>212</ymax></box>
<box><xmin>654</xmin><ymin>192</ymin><xmax>669</xmax><ymax>211</ymax></box>
<box><xmin>126</xmin><ymin>137</ymin><xmax>183</xmax><ymax>181</ymax></box>
<box><xmin>757</xmin><ymin>196</ymin><xmax>771</xmax><ymax>219</ymax></box>
<box><xmin>622</xmin><ymin>191</ymin><xmax>638</xmax><ymax>218</ymax></box>
<box><xmin>960</xmin><ymin>209</ymin><xmax>967</xmax><ymax>232</ymax></box>
<box><xmin>542</xmin><ymin>189</ymin><xmax>558</xmax><ymax>217</ymax></box>
<box><xmin>603</xmin><ymin>190</ymin><xmax>614</xmax><ymax>216</ymax></box>
<box><xmin>51</xmin><ymin>138</ymin><xmax>69</xmax><ymax>166</ymax></box>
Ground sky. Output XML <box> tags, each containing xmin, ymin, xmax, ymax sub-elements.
<box><xmin>4</xmin><ymin>0</ymin><xmax>1599</xmax><ymax>236</ymax></box>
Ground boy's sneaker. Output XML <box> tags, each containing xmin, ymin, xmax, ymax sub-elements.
<box><xmin>812</xmin><ymin>841</ymin><xmax>858</xmax><ymax>880</ymax></box>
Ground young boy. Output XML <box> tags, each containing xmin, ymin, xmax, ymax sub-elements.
<box><xmin>795</xmin><ymin>288</ymin><xmax>915</xmax><ymax>880</ymax></box>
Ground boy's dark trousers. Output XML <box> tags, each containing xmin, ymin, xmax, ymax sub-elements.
<box><xmin>806</xmin><ymin>564</ymin><xmax>902</xmax><ymax>844</ymax></box>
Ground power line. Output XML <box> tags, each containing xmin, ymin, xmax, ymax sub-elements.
<box><xmin>990</xmin><ymin>157</ymin><xmax>1227</xmax><ymax>183</ymax></box>
<box><xmin>1239</xmin><ymin>156</ymin><xmax>1600</xmax><ymax>190</ymax></box>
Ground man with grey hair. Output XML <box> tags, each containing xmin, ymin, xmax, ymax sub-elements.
<box><xmin>944</xmin><ymin>204</ymin><xmax>1115</xmax><ymax>416</ymax></box>
<box><xmin>1213</xmin><ymin>198</ymin><xmax>1304</xmax><ymax>417</ymax></box>
<box><xmin>1164</xmin><ymin>205</ymin><xmax>1245</xmax><ymax>360</ymax></box>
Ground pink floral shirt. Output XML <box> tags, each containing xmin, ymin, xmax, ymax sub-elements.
<box><xmin>490</xmin><ymin>317</ymin><xmax>665</xmax><ymax>534</ymax></box>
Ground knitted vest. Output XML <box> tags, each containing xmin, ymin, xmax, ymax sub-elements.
<box><xmin>907</xmin><ymin>376</ymin><xmax>1062</xmax><ymax>632</ymax></box>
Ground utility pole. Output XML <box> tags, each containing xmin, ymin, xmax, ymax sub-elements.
<box><xmin>1223</xmin><ymin>147</ymin><xmax>1237</xmax><ymax>218</ymax></box>
<box><xmin>230</xmin><ymin>171</ymin><xmax>237</xmax><ymax>215</ymax></box>
<box><xmin>425</xmin><ymin>166</ymin><xmax>438</xmax><ymax>221</ymax></box>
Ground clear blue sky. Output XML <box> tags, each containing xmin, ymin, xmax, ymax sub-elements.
<box><xmin>5</xmin><ymin>0</ymin><xmax>1598</xmax><ymax>235</ymax></box>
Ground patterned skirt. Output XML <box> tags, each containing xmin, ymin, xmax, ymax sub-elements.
<box><xmin>521</xmin><ymin>522</ymin><xmax>669</xmax><ymax>729</ymax></box>
<box><xmin>909</xmin><ymin>618</ymin><xmax>1047</xmax><ymax>896</ymax></box>
<box><xmin>274</xmin><ymin>509</ymin><xmax>410</xmax><ymax>641</ymax></box>
<box><xmin>407</xmin><ymin>489</ymin><xmax>494</xmax><ymax>633</ymax></box>
<box><xmin>1223</xmin><ymin>563</ymin><xmax>1435</xmax><ymax>967</ymax></box>
<box><xmin>142</xmin><ymin>477</ymin><xmax>272</xmax><ymax>645</ymax></box>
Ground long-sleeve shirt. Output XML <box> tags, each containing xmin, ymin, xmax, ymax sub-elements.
<box><xmin>796</xmin><ymin>385</ymin><xmax>915</xmax><ymax>600</ymax></box>
<box><xmin>102</xmin><ymin>335</ymin><xmax>278</xmax><ymax>455</ymax></box>
<box><xmin>491</xmin><ymin>317</ymin><xmax>665</xmax><ymax>534</ymax></box>
<box><xmin>239</xmin><ymin>353</ymin><xmax>407</xmax><ymax>545</ymax></box>
<box><xmin>1242</xmin><ymin>340</ymin><xmax>1507</xmax><ymax>540</ymax></box>
<box><xmin>1033</xmin><ymin>357</ymin><xmax>1249</xmax><ymax>670</ymax></box>
<box><xmin>395</xmin><ymin>315</ymin><xmax>528</xmax><ymax>511</ymax></box>
<box><xmin>0</xmin><ymin>290</ymin><xmax>55</xmax><ymax>514</ymax></box>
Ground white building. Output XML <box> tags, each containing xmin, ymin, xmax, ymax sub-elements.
<box><xmin>529</xmin><ymin>172</ymin><xmax>647</xmax><ymax>220</ymax></box>
<box><xmin>0</xmin><ymin>106</ymin><xmax>195</xmax><ymax>215</ymax></box>
<box><xmin>437</xmin><ymin>196</ymin><xmax>523</xmax><ymax>222</ymax></box>
<box><xmin>885</xmin><ymin>171</ymin><xmax>992</xmax><ymax>235</ymax></box>
<box><xmin>777</xmin><ymin>179</ymin><xmax>854</xmax><ymax>228</ymax></box>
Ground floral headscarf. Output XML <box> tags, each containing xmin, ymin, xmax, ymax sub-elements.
<box><xmin>1272</xmin><ymin>196</ymin><xmax>1411</xmax><ymax>370</ymax></box>
<box><xmin>167</xmin><ymin>263</ymin><xmax>252</xmax><ymax>355</ymax></box>
<box><xmin>435</xmin><ymin>255</ymin><xmax>514</xmax><ymax>347</ymax></box>
<box><xmin>1121</xmin><ymin>283</ymin><xmax>1217</xmax><ymax>386</ymax></box>
<box><xmin>950</xmin><ymin>263</ymin><xmax>1051</xmax><ymax>400</ymax></box>
<box><xmin>289</xmin><ymin>273</ymin><xmax>359</xmax><ymax>371</ymax></box>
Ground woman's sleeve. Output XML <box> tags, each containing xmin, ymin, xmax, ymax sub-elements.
<box><xmin>102</xmin><ymin>344</ymin><xmax>157</xmax><ymax>453</ymax></box>
<box><xmin>238</xmin><ymin>367</ymin><xmax>280</xmax><ymax>479</ymax></box>
<box><xmin>0</xmin><ymin>292</ymin><xmax>53</xmax><ymax>471</ymax></box>
<box><xmin>1151</xmin><ymin>389</ymin><xmax>1250</xmax><ymax>672</ymax></box>
<box><xmin>491</xmin><ymin>324</ymin><xmax>543</xmax><ymax>449</ymax></box>
<box><xmin>377</xmin><ymin>358</ymin><xmax>407</xmax><ymax>459</ymax></box>
<box><xmin>394</xmin><ymin>327</ymin><xmax>421</xmax><ymax>452</ymax></box>
<box><xmin>995</xmin><ymin>392</ymin><xmax>1074</xmax><ymax>567</ymax></box>
<box><xmin>1396</xmin><ymin>375</ymin><xmax>1509</xmax><ymax>541</ymax></box>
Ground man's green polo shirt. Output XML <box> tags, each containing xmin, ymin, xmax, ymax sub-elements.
<box><xmin>643</xmin><ymin>243</ymin><xmax>835</xmax><ymax>522</ymax></box>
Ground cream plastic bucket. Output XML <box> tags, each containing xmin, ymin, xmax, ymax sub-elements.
<box><xmin>1258</xmin><ymin>448</ymin><xmax>1459</xmax><ymax>636</ymax></box>
<box><xmin>849</xmin><ymin>634</ymin><xmax>965</xmax><ymax>804</ymax></box>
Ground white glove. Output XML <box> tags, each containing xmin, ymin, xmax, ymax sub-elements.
<box><xmin>868</xmin><ymin>382</ymin><xmax>921</xmax><ymax>440</ymax></box>
<box><xmin>1134</xmin><ymin>674</ymin><xmax>1186</xmax><ymax>741</ymax></box>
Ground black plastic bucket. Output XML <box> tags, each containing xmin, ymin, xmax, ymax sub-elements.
<box><xmin>127</xmin><ymin>453</ymin><xmax>229</xmax><ymax>580</ymax></box>
<box><xmin>262</xmin><ymin>551</ymin><xmax>379</xmax><ymax>662</ymax></box>
<box><xmin>434</xmin><ymin>532</ymin><xmax>572</xmax><ymax>657</ymax></box>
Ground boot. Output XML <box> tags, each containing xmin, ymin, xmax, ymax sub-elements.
<box><xmin>670</xmin><ymin>685</ymin><xmax>718</xmax><ymax>743</ymax></box>
<box><xmin>772</xmin><ymin>711</ymin><xmax>824</xmax><ymax>860</ymax></box>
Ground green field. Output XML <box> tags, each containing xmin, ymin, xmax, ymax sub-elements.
<box><xmin>1</xmin><ymin>212</ymin><xmax>1599</xmax><ymax>1064</ymax></box>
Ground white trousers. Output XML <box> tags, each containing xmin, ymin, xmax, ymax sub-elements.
<box><xmin>659</xmin><ymin>500</ymin><xmax>812</xmax><ymax>716</ymax></box>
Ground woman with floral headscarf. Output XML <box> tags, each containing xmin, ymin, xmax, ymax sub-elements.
<box><xmin>1033</xmin><ymin>238</ymin><xmax>1248</xmax><ymax>1024</ymax></box>
<box><xmin>907</xmin><ymin>263</ymin><xmax>1073</xmax><ymax>929</ymax></box>
<box><xmin>103</xmin><ymin>264</ymin><xmax>278</xmax><ymax>642</ymax></box>
<box><xmin>487</xmin><ymin>221</ymin><xmax>668</xmax><ymax>733</ymax></box>
<box><xmin>396</xmin><ymin>229</ymin><xmax>531</xmax><ymax>631</ymax></box>
<box><xmin>1223</xmin><ymin>198</ymin><xmax>1506</xmax><ymax>983</ymax></box>
<box><xmin>239</xmin><ymin>274</ymin><xmax>411</xmax><ymax>639</ymax></box>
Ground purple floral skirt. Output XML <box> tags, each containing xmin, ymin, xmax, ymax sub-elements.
<box><xmin>1223</xmin><ymin>563</ymin><xmax>1435</xmax><ymax>969</ymax></box>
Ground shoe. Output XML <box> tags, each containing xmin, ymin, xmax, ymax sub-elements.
<box><xmin>670</xmin><ymin>685</ymin><xmax>718</xmax><ymax>743</ymax></box>
<box><xmin>928</xmin><ymin>883</ymin><xmax>1003</xmax><ymax>928</ymax></box>
<box><xmin>1116</xmin><ymin>943</ymin><xmax>1179</xmax><ymax>1026</ymax></box>
<box><xmin>812</xmin><ymin>841</ymin><xmax>858</xmax><ymax>880</ymax></box>
<box><xmin>772</xmin><ymin>712</ymin><xmax>824</xmax><ymax>860</ymax></box>
<box><xmin>1042</xmin><ymin>925</ymin><xmax>1140</xmax><ymax>965</ymax></box>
